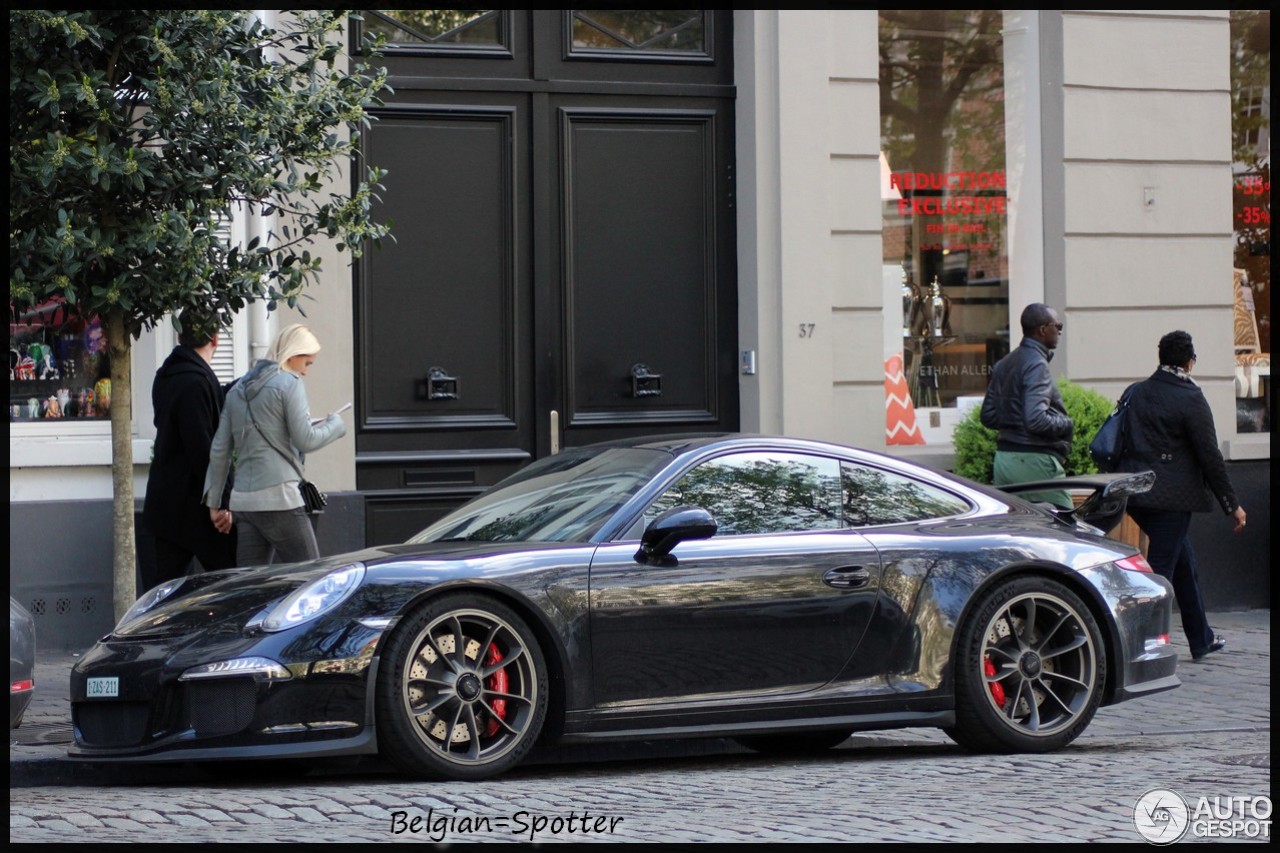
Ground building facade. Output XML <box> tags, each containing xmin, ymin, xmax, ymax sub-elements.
<box><xmin>10</xmin><ymin>10</ymin><xmax>1270</xmax><ymax>650</ymax></box>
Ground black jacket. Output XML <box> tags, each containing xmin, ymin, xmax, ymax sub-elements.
<box><xmin>980</xmin><ymin>337</ymin><xmax>1073</xmax><ymax>461</ymax></box>
<box><xmin>1118</xmin><ymin>368</ymin><xmax>1238</xmax><ymax>514</ymax></box>
<box><xmin>142</xmin><ymin>346</ymin><xmax>227</xmax><ymax>549</ymax></box>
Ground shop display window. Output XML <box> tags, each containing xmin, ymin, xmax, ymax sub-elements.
<box><xmin>1230</xmin><ymin>10</ymin><xmax>1270</xmax><ymax>434</ymax></box>
<box><xmin>9</xmin><ymin>299</ymin><xmax>112</xmax><ymax>422</ymax></box>
<box><xmin>879</xmin><ymin>10</ymin><xmax>1010</xmax><ymax>423</ymax></box>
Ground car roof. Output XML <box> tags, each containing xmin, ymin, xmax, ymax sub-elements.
<box><xmin>586</xmin><ymin>432</ymin><xmax>867</xmax><ymax>458</ymax></box>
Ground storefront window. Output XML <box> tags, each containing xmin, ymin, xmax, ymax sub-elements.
<box><xmin>1230</xmin><ymin>10</ymin><xmax>1270</xmax><ymax>434</ymax></box>
<box><xmin>879</xmin><ymin>10</ymin><xmax>1010</xmax><ymax>434</ymax></box>
<box><xmin>9</xmin><ymin>299</ymin><xmax>112</xmax><ymax>422</ymax></box>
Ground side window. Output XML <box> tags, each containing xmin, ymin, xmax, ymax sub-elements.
<box><xmin>842</xmin><ymin>463</ymin><xmax>970</xmax><ymax>527</ymax></box>
<box><xmin>645</xmin><ymin>452</ymin><xmax>842</xmax><ymax>536</ymax></box>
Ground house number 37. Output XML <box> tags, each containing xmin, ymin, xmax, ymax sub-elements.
<box><xmin>799</xmin><ymin>323</ymin><xmax>816</xmax><ymax>338</ymax></box>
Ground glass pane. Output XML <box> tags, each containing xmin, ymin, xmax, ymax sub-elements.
<box><xmin>10</xmin><ymin>299</ymin><xmax>112</xmax><ymax>421</ymax></box>
<box><xmin>410</xmin><ymin>446</ymin><xmax>669</xmax><ymax>544</ymax></box>
<box><xmin>1230</xmin><ymin>10</ymin><xmax>1270</xmax><ymax>434</ymax></box>
<box><xmin>647</xmin><ymin>452</ymin><xmax>842</xmax><ymax>536</ymax></box>
<box><xmin>572</xmin><ymin>10</ymin><xmax>704</xmax><ymax>53</ymax></box>
<box><xmin>366</xmin><ymin>10</ymin><xmax>500</xmax><ymax>47</ymax></box>
<box><xmin>842</xmin><ymin>463</ymin><xmax>970</xmax><ymax>527</ymax></box>
<box><xmin>880</xmin><ymin>10</ymin><xmax>1010</xmax><ymax>415</ymax></box>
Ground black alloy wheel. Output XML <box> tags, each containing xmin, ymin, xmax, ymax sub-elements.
<box><xmin>376</xmin><ymin>593</ymin><xmax>548</xmax><ymax>780</ymax></box>
<box><xmin>946</xmin><ymin>576</ymin><xmax>1105</xmax><ymax>753</ymax></box>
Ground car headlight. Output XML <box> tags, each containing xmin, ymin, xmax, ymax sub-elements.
<box><xmin>260</xmin><ymin>563</ymin><xmax>365</xmax><ymax>632</ymax></box>
<box><xmin>114</xmin><ymin>577</ymin><xmax>187</xmax><ymax>633</ymax></box>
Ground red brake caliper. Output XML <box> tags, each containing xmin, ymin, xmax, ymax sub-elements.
<box><xmin>984</xmin><ymin>657</ymin><xmax>1006</xmax><ymax>707</ymax></box>
<box><xmin>484</xmin><ymin>643</ymin><xmax>508</xmax><ymax>737</ymax></box>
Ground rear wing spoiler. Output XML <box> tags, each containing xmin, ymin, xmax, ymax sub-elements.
<box><xmin>999</xmin><ymin>470</ymin><xmax>1155</xmax><ymax>532</ymax></box>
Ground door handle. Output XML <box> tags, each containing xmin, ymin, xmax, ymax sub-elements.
<box><xmin>823</xmin><ymin>566</ymin><xmax>871</xmax><ymax>589</ymax></box>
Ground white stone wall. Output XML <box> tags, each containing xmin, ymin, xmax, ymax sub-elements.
<box><xmin>736</xmin><ymin>9</ymin><xmax>885</xmax><ymax>447</ymax></box>
<box><xmin>1057</xmin><ymin>10</ymin><xmax>1245</xmax><ymax>451</ymax></box>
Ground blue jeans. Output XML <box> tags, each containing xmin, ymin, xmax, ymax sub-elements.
<box><xmin>1128</xmin><ymin>506</ymin><xmax>1215</xmax><ymax>656</ymax></box>
<box><xmin>235</xmin><ymin>508</ymin><xmax>319</xmax><ymax>567</ymax></box>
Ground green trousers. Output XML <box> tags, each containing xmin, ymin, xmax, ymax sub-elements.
<box><xmin>992</xmin><ymin>450</ymin><xmax>1073</xmax><ymax>510</ymax></box>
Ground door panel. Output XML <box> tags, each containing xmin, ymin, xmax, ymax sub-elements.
<box><xmin>557</xmin><ymin>106</ymin><xmax>726</xmax><ymax>435</ymax></box>
<box><xmin>360</xmin><ymin>105</ymin><xmax>527</xmax><ymax>434</ymax></box>
<box><xmin>588</xmin><ymin>532</ymin><xmax>883</xmax><ymax>706</ymax></box>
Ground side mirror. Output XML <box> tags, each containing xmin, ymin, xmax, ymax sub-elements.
<box><xmin>636</xmin><ymin>506</ymin><xmax>717</xmax><ymax>562</ymax></box>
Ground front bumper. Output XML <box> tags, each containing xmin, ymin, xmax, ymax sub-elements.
<box><xmin>68</xmin><ymin>629</ymin><xmax>384</xmax><ymax>762</ymax></box>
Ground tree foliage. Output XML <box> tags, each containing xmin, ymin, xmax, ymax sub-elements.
<box><xmin>9</xmin><ymin>9</ymin><xmax>391</xmax><ymax>334</ymax></box>
<box><xmin>9</xmin><ymin>10</ymin><xmax>391</xmax><ymax>618</ymax></box>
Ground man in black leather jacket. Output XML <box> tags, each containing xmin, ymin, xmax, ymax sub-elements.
<box><xmin>980</xmin><ymin>303</ymin><xmax>1074</xmax><ymax>508</ymax></box>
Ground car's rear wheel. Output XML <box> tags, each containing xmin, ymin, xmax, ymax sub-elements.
<box><xmin>946</xmin><ymin>576</ymin><xmax>1104</xmax><ymax>753</ymax></box>
<box><xmin>376</xmin><ymin>593</ymin><xmax>547</xmax><ymax>780</ymax></box>
<box><xmin>733</xmin><ymin>729</ymin><xmax>851</xmax><ymax>755</ymax></box>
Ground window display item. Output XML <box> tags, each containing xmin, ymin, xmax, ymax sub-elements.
<box><xmin>10</xmin><ymin>301</ymin><xmax>112</xmax><ymax>422</ymax></box>
<box><xmin>94</xmin><ymin>378</ymin><xmax>112</xmax><ymax>417</ymax></box>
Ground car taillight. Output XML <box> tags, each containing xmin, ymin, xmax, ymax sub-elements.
<box><xmin>11</xmin><ymin>679</ymin><xmax>34</xmax><ymax>693</ymax></box>
<box><xmin>1144</xmin><ymin>634</ymin><xmax>1172</xmax><ymax>654</ymax></box>
<box><xmin>1115</xmin><ymin>555</ymin><xmax>1154</xmax><ymax>573</ymax></box>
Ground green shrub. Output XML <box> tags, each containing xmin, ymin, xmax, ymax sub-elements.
<box><xmin>952</xmin><ymin>379</ymin><xmax>1117</xmax><ymax>483</ymax></box>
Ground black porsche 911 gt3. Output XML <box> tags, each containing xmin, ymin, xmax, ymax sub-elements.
<box><xmin>70</xmin><ymin>434</ymin><xmax>1177</xmax><ymax>780</ymax></box>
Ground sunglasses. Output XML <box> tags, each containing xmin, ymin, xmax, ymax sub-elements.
<box><xmin>1043</xmin><ymin>322</ymin><xmax>1063</xmax><ymax>331</ymax></box>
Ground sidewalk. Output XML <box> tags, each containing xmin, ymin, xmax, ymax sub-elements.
<box><xmin>10</xmin><ymin>610</ymin><xmax>1270</xmax><ymax>787</ymax></box>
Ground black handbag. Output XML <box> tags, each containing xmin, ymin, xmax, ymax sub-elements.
<box><xmin>1089</xmin><ymin>389</ymin><xmax>1133</xmax><ymax>473</ymax></box>
<box><xmin>246</xmin><ymin>397</ymin><xmax>327</xmax><ymax>514</ymax></box>
<box><xmin>297</xmin><ymin>478</ymin><xmax>328</xmax><ymax>515</ymax></box>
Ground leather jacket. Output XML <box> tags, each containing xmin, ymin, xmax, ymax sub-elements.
<box><xmin>980</xmin><ymin>337</ymin><xmax>1073</xmax><ymax>461</ymax></box>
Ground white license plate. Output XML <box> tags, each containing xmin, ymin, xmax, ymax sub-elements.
<box><xmin>86</xmin><ymin>677</ymin><xmax>119</xmax><ymax>698</ymax></box>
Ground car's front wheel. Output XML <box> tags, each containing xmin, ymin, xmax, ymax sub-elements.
<box><xmin>376</xmin><ymin>593</ymin><xmax>548</xmax><ymax>780</ymax></box>
<box><xmin>946</xmin><ymin>576</ymin><xmax>1105</xmax><ymax>753</ymax></box>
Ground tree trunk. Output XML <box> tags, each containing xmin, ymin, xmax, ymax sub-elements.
<box><xmin>106</xmin><ymin>311</ymin><xmax>137</xmax><ymax>621</ymax></box>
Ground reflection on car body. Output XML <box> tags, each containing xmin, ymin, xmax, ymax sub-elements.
<box><xmin>70</xmin><ymin>434</ymin><xmax>1178</xmax><ymax>780</ymax></box>
<box><xmin>11</xmin><ymin>596</ymin><xmax>36</xmax><ymax>729</ymax></box>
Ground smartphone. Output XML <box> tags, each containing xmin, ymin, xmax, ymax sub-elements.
<box><xmin>312</xmin><ymin>403</ymin><xmax>353</xmax><ymax>425</ymax></box>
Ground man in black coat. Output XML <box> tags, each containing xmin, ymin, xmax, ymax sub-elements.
<box><xmin>980</xmin><ymin>302</ymin><xmax>1074</xmax><ymax>508</ymax></box>
<box><xmin>140</xmin><ymin>311</ymin><xmax>235</xmax><ymax>593</ymax></box>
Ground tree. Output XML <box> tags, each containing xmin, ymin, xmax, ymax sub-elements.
<box><xmin>10</xmin><ymin>10</ymin><xmax>391</xmax><ymax>619</ymax></box>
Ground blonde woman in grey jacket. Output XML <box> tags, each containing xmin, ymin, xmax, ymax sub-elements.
<box><xmin>203</xmin><ymin>324</ymin><xmax>347</xmax><ymax>566</ymax></box>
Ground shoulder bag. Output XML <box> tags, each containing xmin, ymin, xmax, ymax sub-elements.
<box><xmin>1089</xmin><ymin>388</ymin><xmax>1133</xmax><ymax>473</ymax></box>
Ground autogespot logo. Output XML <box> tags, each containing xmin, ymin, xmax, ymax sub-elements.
<box><xmin>1133</xmin><ymin>788</ymin><xmax>1190</xmax><ymax>845</ymax></box>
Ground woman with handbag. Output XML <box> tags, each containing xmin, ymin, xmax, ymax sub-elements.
<box><xmin>203</xmin><ymin>324</ymin><xmax>347</xmax><ymax>566</ymax></box>
<box><xmin>1116</xmin><ymin>330</ymin><xmax>1247</xmax><ymax>662</ymax></box>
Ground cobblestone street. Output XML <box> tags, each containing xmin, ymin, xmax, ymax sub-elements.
<box><xmin>10</xmin><ymin>610</ymin><xmax>1270</xmax><ymax>843</ymax></box>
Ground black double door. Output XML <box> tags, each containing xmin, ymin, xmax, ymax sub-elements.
<box><xmin>355</xmin><ymin>12</ymin><xmax>739</xmax><ymax>544</ymax></box>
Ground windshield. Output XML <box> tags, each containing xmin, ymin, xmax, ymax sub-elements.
<box><xmin>408</xmin><ymin>446</ymin><xmax>672</xmax><ymax>544</ymax></box>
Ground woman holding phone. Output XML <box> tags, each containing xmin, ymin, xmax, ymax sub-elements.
<box><xmin>203</xmin><ymin>324</ymin><xmax>348</xmax><ymax>565</ymax></box>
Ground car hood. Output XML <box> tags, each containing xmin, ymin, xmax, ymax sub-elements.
<box><xmin>112</xmin><ymin>540</ymin><xmax>588</xmax><ymax>640</ymax></box>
